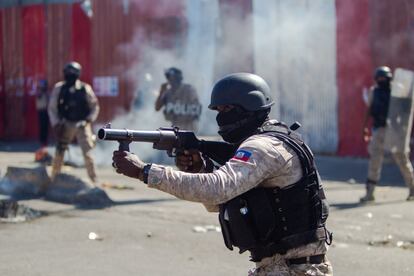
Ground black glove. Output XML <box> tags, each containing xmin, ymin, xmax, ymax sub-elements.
<box><xmin>175</xmin><ymin>149</ymin><xmax>203</xmax><ymax>173</ymax></box>
<box><xmin>112</xmin><ymin>150</ymin><xmax>145</xmax><ymax>181</ymax></box>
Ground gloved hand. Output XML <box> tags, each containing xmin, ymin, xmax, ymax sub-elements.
<box><xmin>363</xmin><ymin>127</ymin><xmax>370</xmax><ymax>142</ymax></box>
<box><xmin>175</xmin><ymin>149</ymin><xmax>203</xmax><ymax>173</ymax></box>
<box><xmin>75</xmin><ymin>120</ymin><xmax>87</xmax><ymax>128</ymax></box>
<box><xmin>112</xmin><ymin>151</ymin><xmax>146</xmax><ymax>181</ymax></box>
<box><xmin>53</xmin><ymin>121</ymin><xmax>65</xmax><ymax>137</ymax></box>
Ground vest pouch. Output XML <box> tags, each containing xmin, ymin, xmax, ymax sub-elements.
<box><xmin>245</xmin><ymin>188</ymin><xmax>277</xmax><ymax>241</ymax></box>
<box><xmin>223</xmin><ymin>188</ymin><xmax>277</xmax><ymax>251</ymax></box>
<box><xmin>224</xmin><ymin>198</ymin><xmax>257</xmax><ymax>251</ymax></box>
<box><xmin>218</xmin><ymin>207</ymin><xmax>234</xmax><ymax>251</ymax></box>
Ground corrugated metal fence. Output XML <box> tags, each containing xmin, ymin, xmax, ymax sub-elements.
<box><xmin>0</xmin><ymin>0</ymin><xmax>186</xmax><ymax>140</ymax></box>
<box><xmin>1</xmin><ymin>0</ymin><xmax>414</xmax><ymax>157</ymax></box>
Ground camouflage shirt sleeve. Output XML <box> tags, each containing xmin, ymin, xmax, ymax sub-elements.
<box><xmin>48</xmin><ymin>82</ymin><xmax>63</xmax><ymax>127</ymax></box>
<box><xmin>146</xmin><ymin>135</ymin><xmax>292</xmax><ymax>205</ymax></box>
<box><xmin>84</xmin><ymin>83</ymin><xmax>100</xmax><ymax>122</ymax></box>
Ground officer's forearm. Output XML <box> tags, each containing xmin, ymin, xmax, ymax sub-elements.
<box><xmin>155</xmin><ymin>95</ymin><xmax>165</xmax><ymax>111</ymax></box>
<box><xmin>147</xmin><ymin>163</ymin><xmax>259</xmax><ymax>205</ymax></box>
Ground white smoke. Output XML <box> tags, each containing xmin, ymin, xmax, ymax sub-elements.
<box><xmin>89</xmin><ymin>0</ymin><xmax>339</xmax><ymax>168</ymax></box>
<box><xmin>253</xmin><ymin>0</ymin><xmax>338</xmax><ymax>153</ymax></box>
<box><xmin>92</xmin><ymin>0</ymin><xmax>221</xmax><ymax>166</ymax></box>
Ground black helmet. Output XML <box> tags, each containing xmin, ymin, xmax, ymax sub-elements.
<box><xmin>374</xmin><ymin>66</ymin><xmax>392</xmax><ymax>80</ymax></box>
<box><xmin>209</xmin><ymin>73</ymin><xmax>274</xmax><ymax>111</ymax></box>
<box><xmin>164</xmin><ymin>67</ymin><xmax>183</xmax><ymax>80</ymax></box>
<box><xmin>63</xmin><ymin>61</ymin><xmax>82</xmax><ymax>77</ymax></box>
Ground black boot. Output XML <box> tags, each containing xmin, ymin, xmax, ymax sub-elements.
<box><xmin>360</xmin><ymin>179</ymin><xmax>376</xmax><ymax>204</ymax></box>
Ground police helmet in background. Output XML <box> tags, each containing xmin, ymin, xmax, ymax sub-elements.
<box><xmin>63</xmin><ymin>62</ymin><xmax>82</xmax><ymax>77</ymax></box>
<box><xmin>164</xmin><ymin>67</ymin><xmax>183</xmax><ymax>81</ymax></box>
<box><xmin>63</xmin><ymin>62</ymin><xmax>82</xmax><ymax>85</ymax></box>
<box><xmin>209</xmin><ymin>73</ymin><xmax>274</xmax><ymax>144</ymax></box>
<box><xmin>374</xmin><ymin>66</ymin><xmax>392</xmax><ymax>81</ymax></box>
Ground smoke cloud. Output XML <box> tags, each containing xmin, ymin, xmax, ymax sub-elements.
<box><xmin>90</xmin><ymin>0</ymin><xmax>339</xmax><ymax>168</ymax></box>
<box><xmin>91</xmin><ymin>0</ymin><xmax>221</xmax><ymax>166</ymax></box>
<box><xmin>253</xmin><ymin>0</ymin><xmax>338</xmax><ymax>153</ymax></box>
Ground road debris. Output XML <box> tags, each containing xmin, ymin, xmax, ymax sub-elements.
<box><xmin>45</xmin><ymin>174</ymin><xmax>113</xmax><ymax>206</ymax></box>
<box><xmin>0</xmin><ymin>166</ymin><xmax>50</xmax><ymax>197</ymax></box>
<box><xmin>347</xmin><ymin>178</ymin><xmax>356</xmax><ymax>184</ymax></box>
<box><xmin>365</xmin><ymin>212</ymin><xmax>373</xmax><ymax>219</ymax></box>
<box><xmin>331</xmin><ymin>242</ymin><xmax>350</xmax><ymax>249</ymax></box>
<box><xmin>192</xmin><ymin>225</ymin><xmax>221</xmax><ymax>233</ymax></box>
<box><xmin>101</xmin><ymin>182</ymin><xmax>134</xmax><ymax>190</ymax></box>
<box><xmin>368</xmin><ymin>235</ymin><xmax>392</xmax><ymax>246</ymax></box>
<box><xmin>396</xmin><ymin>241</ymin><xmax>414</xmax><ymax>250</ymax></box>
<box><xmin>88</xmin><ymin>232</ymin><xmax>103</xmax><ymax>241</ymax></box>
<box><xmin>0</xmin><ymin>199</ymin><xmax>45</xmax><ymax>223</ymax></box>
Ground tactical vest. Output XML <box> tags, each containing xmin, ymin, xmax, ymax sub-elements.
<box><xmin>370</xmin><ymin>86</ymin><xmax>391</xmax><ymax>128</ymax></box>
<box><xmin>57</xmin><ymin>83</ymin><xmax>90</xmax><ymax>122</ymax></box>
<box><xmin>218</xmin><ymin>123</ymin><xmax>331</xmax><ymax>262</ymax></box>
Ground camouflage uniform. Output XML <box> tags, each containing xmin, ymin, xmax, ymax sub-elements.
<box><xmin>48</xmin><ymin>80</ymin><xmax>99</xmax><ymax>182</ymax></box>
<box><xmin>161</xmin><ymin>83</ymin><xmax>201</xmax><ymax>131</ymax></box>
<box><xmin>146</xmin><ymin>130</ymin><xmax>332</xmax><ymax>275</ymax></box>
<box><xmin>367</xmin><ymin>89</ymin><xmax>414</xmax><ymax>191</ymax></box>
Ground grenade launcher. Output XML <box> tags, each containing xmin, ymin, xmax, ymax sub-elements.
<box><xmin>97</xmin><ymin>125</ymin><xmax>236</xmax><ymax>166</ymax></box>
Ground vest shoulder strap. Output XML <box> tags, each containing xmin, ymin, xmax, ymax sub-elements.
<box><xmin>258</xmin><ymin>125</ymin><xmax>315</xmax><ymax>177</ymax></box>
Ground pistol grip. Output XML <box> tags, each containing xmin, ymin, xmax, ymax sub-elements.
<box><xmin>119</xmin><ymin>141</ymin><xmax>131</xmax><ymax>152</ymax></box>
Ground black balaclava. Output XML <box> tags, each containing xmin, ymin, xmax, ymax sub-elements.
<box><xmin>376</xmin><ymin>79</ymin><xmax>391</xmax><ymax>89</ymax></box>
<box><xmin>64</xmin><ymin>72</ymin><xmax>78</xmax><ymax>86</ymax></box>
<box><xmin>165</xmin><ymin>68</ymin><xmax>183</xmax><ymax>89</ymax></box>
<box><xmin>216</xmin><ymin>106</ymin><xmax>270</xmax><ymax>144</ymax></box>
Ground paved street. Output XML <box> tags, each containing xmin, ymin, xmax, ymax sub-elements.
<box><xmin>0</xmin><ymin>144</ymin><xmax>413</xmax><ymax>276</ymax></box>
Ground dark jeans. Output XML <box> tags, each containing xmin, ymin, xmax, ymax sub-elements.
<box><xmin>38</xmin><ymin>110</ymin><xmax>49</xmax><ymax>146</ymax></box>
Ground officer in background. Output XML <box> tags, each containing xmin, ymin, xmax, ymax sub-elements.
<box><xmin>48</xmin><ymin>62</ymin><xmax>100</xmax><ymax>183</ymax></box>
<box><xmin>113</xmin><ymin>73</ymin><xmax>333</xmax><ymax>275</ymax></box>
<box><xmin>35</xmin><ymin>79</ymin><xmax>50</xmax><ymax>147</ymax></box>
<box><xmin>361</xmin><ymin>66</ymin><xmax>414</xmax><ymax>203</ymax></box>
<box><xmin>155</xmin><ymin>67</ymin><xmax>201</xmax><ymax>131</ymax></box>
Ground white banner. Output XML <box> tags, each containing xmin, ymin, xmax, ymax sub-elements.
<box><xmin>93</xmin><ymin>76</ymin><xmax>119</xmax><ymax>97</ymax></box>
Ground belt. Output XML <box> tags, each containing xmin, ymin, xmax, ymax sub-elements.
<box><xmin>286</xmin><ymin>254</ymin><xmax>325</xmax><ymax>265</ymax></box>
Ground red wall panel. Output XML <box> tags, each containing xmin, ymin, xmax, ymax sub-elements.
<box><xmin>336</xmin><ymin>0</ymin><xmax>373</xmax><ymax>156</ymax></box>
<box><xmin>2</xmin><ymin>7</ymin><xmax>25</xmax><ymax>139</ymax></box>
<box><xmin>369</xmin><ymin>0</ymin><xmax>414</xmax><ymax>69</ymax></box>
<box><xmin>91</xmin><ymin>0</ymin><xmax>138</xmax><ymax>122</ymax></box>
<box><xmin>71</xmin><ymin>3</ymin><xmax>92</xmax><ymax>84</ymax></box>
<box><xmin>22</xmin><ymin>5</ymin><xmax>46</xmax><ymax>139</ymax></box>
<box><xmin>91</xmin><ymin>0</ymin><xmax>187</xmax><ymax>123</ymax></box>
<box><xmin>46</xmin><ymin>4</ymin><xmax>71</xmax><ymax>88</ymax></box>
<box><xmin>0</xmin><ymin>9</ymin><xmax>4</xmax><ymax>138</ymax></box>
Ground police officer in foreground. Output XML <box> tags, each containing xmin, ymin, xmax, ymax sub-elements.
<box><xmin>361</xmin><ymin>66</ymin><xmax>414</xmax><ymax>203</ymax></box>
<box><xmin>113</xmin><ymin>73</ymin><xmax>333</xmax><ymax>275</ymax></box>
<box><xmin>155</xmin><ymin>67</ymin><xmax>201</xmax><ymax>131</ymax></box>
<box><xmin>48</xmin><ymin>62</ymin><xmax>100</xmax><ymax>183</ymax></box>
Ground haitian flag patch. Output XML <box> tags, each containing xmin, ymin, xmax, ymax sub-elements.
<box><xmin>232</xmin><ymin>149</ymin><xmax>252</xmax><ymax>162</ymax></box>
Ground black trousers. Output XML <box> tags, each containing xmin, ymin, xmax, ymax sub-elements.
<box><xmin>38</xmin><ymin>110</ymin><xmax>49</xmax><ymax>146</ymax></box>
